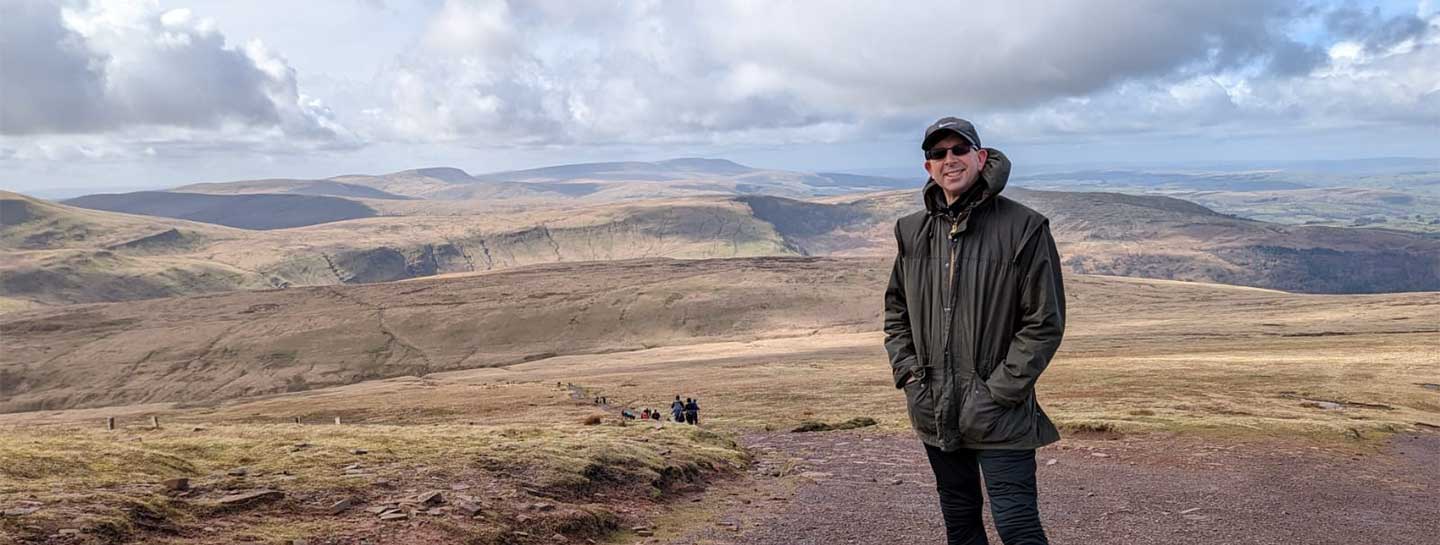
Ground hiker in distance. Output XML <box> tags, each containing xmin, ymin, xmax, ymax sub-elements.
<box><xmin>884</xmin><ymin>117</ymin><xmax>1066</xmax><ymax>545</ymax></box>
<box><xmin>671</xmin><ymin>395</ymin><xmax>685</xmax><ymax>423</ymax></box>
<box><xmin>684</xmin><ymin>397</ymin><xmax>700</xmax><ymax>425</ymax></box>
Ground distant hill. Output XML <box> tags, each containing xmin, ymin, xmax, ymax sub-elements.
<box><xmin>3</xmin><ymin>190</ymin><xmax>804</xmax><ymax>307</ymax></box>
<box><xmin>328</xmin><ymin>167</ymin><xmax>497</xmax><ymax>198</ymax></box>
<box><xmin>471</xmin><ymin>158</ymin><xmax>759</xmax><ymax>182</ymax></box>
<box><xmin>264</xmin><ymin>189</ymin><xmax>1439</xmax><ymax>294</ymax></box>
<box><xmin>1163</xmin><ymin>157</ymin><xmax>1440</xmax><ymax>176</ymax></box>
<box><xmin>1</xmin><ymin>190</ymin><xmax>232</xmax><ymax>251</ymax></box>
<box><xmin>1016</xmin><ymin>169</ymin><xmax>1312</xmax><ymax>192</ymax></box>
<box><xmin>1014</xmin><ymin>164</ymin><xmax>1440</xmax><ymax>233</ymax></box>
<box><xmin>200</xmin><ymin>159</ymin><xmax>917</xmax><ymax>204</ymax></box>
<box><xmin>0</xmin><ymin>191</ymin><xmax>269</xmax><ymax>306</ymax></box>
<box><xmin>1010</xmin><ymin>188</ymin><xmax>1439</xmax><ymax>293</ymax></box>
<box><xmin>1153</xmin><ymin>187</ymin><xmax>1440</xmax><ymax>233</ymax></box>
<box><xmin>173</xmin><ymin>179</ymin><xmax>413</xmax><ymax>200</ymax></box>
<box><xmin>5</xmin><ymin>178</ymin><xmax>1436</xmax><ymax>309</ymax></box>
<box><xmin>466</xmin><ymin>158</ymin><xmax>916</xmax><ymax>197</ymax></box>
<box><xmin>816</xmin><ymin>187</ymin><xmax>1440</xmax><ymax>293</ymax></box>
<box><xmin>64</xmin><ymin>191</ymin><xmax>379</xmax><ymax>230</ymax></box>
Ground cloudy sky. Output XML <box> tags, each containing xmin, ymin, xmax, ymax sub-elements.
<box><xmin>2</xmin><ymin>0</ymin><xmax>1437</xmax><ymax>194</ymax></box>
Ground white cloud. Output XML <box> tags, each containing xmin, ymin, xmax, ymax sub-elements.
<box><xmin>420</xmin><ymin>0</ymin><xmax>516</xmax><ymax>56</ymax></box>
<box><xmin>0</xmin><ymin>0</ymin><xmax>350</xmax><ymax>143</ymax></box>
<box><xmin>985</xmin><ymin>12</ymin><xmax>1440</xmax><ymax>142</ymax></box>
<box><xmin>1</xmin><ymin>0</ymin><xmax>1436</xmax><ymax>192</ymax></box>
<box><xmin>365</xmin><ymin>0</ymin><xmax>849</xmax><ymax>145</ymax></box>
<box><xmin>358</xmin><ymin>0</ymin><xmax>1436</xmax><ymax>149</ymax></box>
<box><xmin>158</xmin><ymin>7</ymin><xmax>190</xmax><ymax>27</ymax></box>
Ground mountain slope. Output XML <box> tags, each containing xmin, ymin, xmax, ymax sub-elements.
<box><xmin>1008</xmin><ymin>188</ymin><xmax>1439</xmax><ymax>293</ymax></box>
<box><xmin>359</xmin><ymin>188</ymin><xmax>1440</xmax><ymax>293</ymax></box>
<box><xmin>2</xmin><ymin>192</ymin><xmax>802</xmax><ymax>307</ymax></box>
<box><xmin>2</xmin><ymin>190</ymin><xmax>233</xmax><ymax>251</ymax></box>
<box><xmin>1</xmin><ymin>191</ymin><xmax>272</xmax><ymax>306</ymax></box>
<box><xmin>173</xmin><ymin>179</ymin><xmax>414</xmax><ymax>200</ymax></box>
<box><xmin>7</xmin><ymin>181</ymin><xmax>1436</xmax><ymax>309</ymax></box>
<box><xmin>64</xmin><ymin>191</ymin><xmax>379</xmax><ymax>230</ymax></box>
<box><xmin>805</xmin><ymin>188</ymin><xmax>1440</xmax><ymax>293</ymax></box>
<box><xmin>2</xmin><ymin>250</ymin><xmax>270</xmax><ymax>306</ymax></box>
<box><xmin>203</xmin><ymin>159</ymin><xmax>914</xmax><ymax>204</ymax></box>
<box><xmin>0</xmin><ymin>257</ymin><xmax>886</xmax><ymax>412</ymax></box>
<box><xmin>1013</xmin><ymin>164</ymin><xmax>1440</xmax><ymax>233</ymax></box>
<box><xmin>1</xmin><ymin>256</ymin><xmax>1433</xmax><ymax>414</ymax></box>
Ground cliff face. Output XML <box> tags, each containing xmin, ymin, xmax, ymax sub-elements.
<box><xmin>257</xmin><ymin>202</ymin><xmax>796</xmax><ymax>286</ymax></box>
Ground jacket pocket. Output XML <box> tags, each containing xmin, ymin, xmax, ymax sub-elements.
<box><xmin>903</xmin><ymin>375</ymin><xmax>937</xmax><ymax>436</ymax></box>
<box><xmin>958</xmin><ymin>379</ymin><xmax>1033</xmax><ymax>444</ymax></box>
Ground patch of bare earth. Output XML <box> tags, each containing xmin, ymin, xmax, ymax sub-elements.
<box><xmin>648</xmin><ymin>430</ymin><xmax>1440</xmax><ymax>545</ymax></box>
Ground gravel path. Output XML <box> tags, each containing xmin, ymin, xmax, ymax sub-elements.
<box><xmin>655</xmin><ymin>430</ymin><xmax>1439</xmax><ymax>545</ymax></box>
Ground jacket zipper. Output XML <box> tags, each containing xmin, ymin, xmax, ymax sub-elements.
<box><xmin>938</xmin><ymin>214</ymin><xmax>966</xmax><ymax>445</ymax></box>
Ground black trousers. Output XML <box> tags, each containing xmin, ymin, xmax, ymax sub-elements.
<box><xmin>924</xmin><ymin>445</ymin><xmax>1049</xmax><ymax>545</ymax></box>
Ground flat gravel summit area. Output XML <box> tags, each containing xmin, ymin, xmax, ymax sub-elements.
<box><xmin>657</xmin><ymin>431</ymin><xmax>1440</xmax><ymax>545</ymax></box>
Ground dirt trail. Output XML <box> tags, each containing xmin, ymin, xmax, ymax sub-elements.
<box><xmin>653</xmin><ymin>431</ymin><xmax>1440</xmax><ymax>545</ymax></box>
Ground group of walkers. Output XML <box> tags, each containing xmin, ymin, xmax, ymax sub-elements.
<box><xmin>672</xmin><ymin>395</ymin><xmax>700</xmax><ymax>425</ymax></box>
<box><xmin>611</xmin><ymin>394</ymin><xmax>700</xmax><ymax>425</ymax></box>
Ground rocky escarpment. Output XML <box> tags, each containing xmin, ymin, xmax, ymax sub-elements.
<box><xmin>8</xmin><ymin>188</ymin><xmax>1438</xmax><ymax>309</ymax></box>
<box><xmin>263</xmin><ymin>203</ymin><xmax>795</xmax><ymax>286</ymax></box>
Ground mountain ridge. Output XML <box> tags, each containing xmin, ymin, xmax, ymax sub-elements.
<box><xmin>6</xmin><ymin>169</ymin><xmax>1437</xmax><ymax>310</ymax></box>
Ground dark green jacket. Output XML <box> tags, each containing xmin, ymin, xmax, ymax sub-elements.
<box><xmin>884</xmin><ymin>148</ymin><xmax>1066</xmax><ymax>451</ymax></box>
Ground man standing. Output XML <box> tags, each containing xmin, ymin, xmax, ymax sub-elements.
<box><xmin>884</xmin><ymin>117</ymin><xmax>1066</xmax><ymax>545</ymax></box>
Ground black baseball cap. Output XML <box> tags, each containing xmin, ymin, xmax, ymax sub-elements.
<box><xmin>922</xmin><ymin>117</ymin><xmax>981</xmax><ymax>151</ymax></box>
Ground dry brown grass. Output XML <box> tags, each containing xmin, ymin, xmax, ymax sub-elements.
<box><xmin>0</xmin><ymin>414</ymin><xmax>746</xmax><ymax>544</ymax></box>
<box><xmin>5</xmin><ymin>273</ymin><xmax>1432</xmax><ymax>439</ymax></box>
<box><xmin>0</xmin><ymin>257</ymin><xmax>887</xmax><ymax>413</ymax></box>
<box><xmin>1</xmin><ymin>271</ymin><xmax>1435</xmax><ymax>543</ymax></box>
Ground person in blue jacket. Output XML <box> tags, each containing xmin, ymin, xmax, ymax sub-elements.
<box><xmin>671</xmin><ymin>395</ymin><xmax>685</xmax><ymax>423</ymax></box>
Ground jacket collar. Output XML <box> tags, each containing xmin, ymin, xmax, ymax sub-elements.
<box><xmin>922</xmin><ymin>147</ymin><xmax>1012</xmax><ymax>215</ymax></box>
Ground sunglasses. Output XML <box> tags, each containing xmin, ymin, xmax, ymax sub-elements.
<box><xmin>924</xmin><ymin>143</ymin><xmax>975</xmax><ymax>161</ymax></box>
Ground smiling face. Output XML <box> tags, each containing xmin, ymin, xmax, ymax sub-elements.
<box><xmin>923</xmin><ymin>133</ymin><xmax>988</xmax><ymax>205</ymax></box>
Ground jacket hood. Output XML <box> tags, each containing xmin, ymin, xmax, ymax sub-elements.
<box><xmin>922</xmin><ymin>147</ymin><xmax>1011</xmax><ymax>214</ymax></box>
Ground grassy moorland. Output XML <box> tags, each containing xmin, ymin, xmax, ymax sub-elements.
<box><xmin>0</xmin><ymin>391</ymin><xmax>747</xmax><ymax>544</ymax></box>
<box><xmin>0</xmin><ymin>263</ymin><xmax>1435</xmax><ymax>543</ymax></box>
